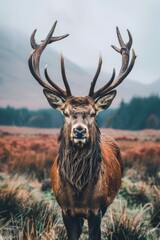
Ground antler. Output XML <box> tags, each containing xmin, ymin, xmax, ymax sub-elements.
<box><xmin>28</xmin><ymin>21</ymin><xmax>72</xmax><ymax>99</ymax></box>
<box><xmin>88</xmin><ymin>27</ymin><xmax>136</xmax><ymax>100</ymax></box>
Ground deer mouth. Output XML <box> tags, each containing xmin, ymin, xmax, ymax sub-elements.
<box><xmin>73</xmin><ymin>137</ymin><xmax>87</xmax><ymax>148</ymax></box>
<box><xmin>73</xmin><ymin>137</ymin><xmax>86</xmax><ymax>143</ymax></box>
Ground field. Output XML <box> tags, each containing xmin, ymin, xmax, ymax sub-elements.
<box><xmin>0</xmin><ymin>126</ymin><xmax>160</xmax><ymax>240</ymax></box>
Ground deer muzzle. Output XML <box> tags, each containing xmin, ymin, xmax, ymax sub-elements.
<box><xmin>71</xmin><ymin>123</ymin><xmax>89</xmax><ymax>147</ymax></box>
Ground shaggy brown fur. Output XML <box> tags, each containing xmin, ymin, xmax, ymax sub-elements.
<box><xmin>58</xmin><ymin>121</ymin><xmax>101</xmax><ymax>191</ymax></box>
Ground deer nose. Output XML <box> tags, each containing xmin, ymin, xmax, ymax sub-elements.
<box><xmin>73</xmin><ymin>126</ymin><xmax>87</xmax><ymax>139</ymax></box>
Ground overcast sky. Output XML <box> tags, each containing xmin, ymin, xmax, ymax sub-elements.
<box><xmin>1</xmin><ymin>0</ymin><xmax>160</xmax><ymax>84</ymax></box>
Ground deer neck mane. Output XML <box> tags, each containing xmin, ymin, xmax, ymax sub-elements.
<box><xmin>57</xmin><ymin>122</ymin><xmax>101</xmax><ymax>192</ymax></box>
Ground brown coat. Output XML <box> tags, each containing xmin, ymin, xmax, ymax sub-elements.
<box><xmin>51</xmin><ymin>135</ymin><xmax>123</xmax><ymax>218</ymax></box>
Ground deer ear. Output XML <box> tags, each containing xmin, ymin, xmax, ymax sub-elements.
<box><xmin>95</xmin><ymin>90</ymin><xmax>117</xmax><ymax>113</ymax></box>
<box><xmin>43</xmin><ymin>89</ymin><xmax>65</xmax><ymax>111</ymax></box>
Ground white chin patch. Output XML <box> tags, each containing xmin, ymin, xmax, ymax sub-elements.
<box><xmin>73</xmin><ymin>138</ymin><xmax>86</xmax><ymax>144</ymax></box>
<box><xmin>73</xmin><ymin>138</ymin><xmax>87</xmax><ymax>147</ymax></box>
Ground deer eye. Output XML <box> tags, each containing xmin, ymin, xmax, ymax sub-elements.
<box><xmin>90</xmin><ymin>112</ymin><xmax>96</xmax><ymax>117</ymax></box>
<box><xmin>64</xmin><ymin>112</ymin><xmax>69</xmax><ymax>117</ymax></box>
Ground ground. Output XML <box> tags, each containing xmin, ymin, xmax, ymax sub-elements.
<box><xmin>0</xmin><ymin>126</ymin><xmax>160</xmax><ymax>239</ymax></box>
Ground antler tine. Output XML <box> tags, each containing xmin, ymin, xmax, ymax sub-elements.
<box><xmin>28</xmin><ymin>21</ymin><xmax>72</xmax><ymax>99</ymax></box>
<box><xmin>127</xmin><ymin>29</ymin><xmax>133</xmax><ymax>49</ymax></box>
<box><xmin>29</xmin><ymin>21</ymin><xmax>61</xmax><ymax>91</ymax></box>
<box><xmin>42</xmin><ymin>34</ymin><xmax>69</xmax><ymax>44</ymax></box>
<box><xmin>112</xmin><ymin>27</ymin><xmax>131</xmax><ymax>75</ymax></box>
<box><xmin>95</xmin><ymin>49</ymin><xmax>136</xmax><ymax>99</ymax></box>
<box><xmin>89</xmin><ymin>27</ymin><xmax>136</xmax><ymax>100</ymax></box>
<box><xmin>104</xmin><ymin>27</ymin><xmax>136</xmax><ymax>94</ymax></box>
<box><xmin>61</xmin><ymin>54</ymin><xmax>72</xmax><ymax>97</ymax></box>
<box><xmin>30</xmin><ymin>29</ymin><xmax>39</xmax><ymax>49</ymax></box>
<box><xmin>28</xmin><ymin>50</ymin><xmax>56</xmax><ymax>92</ymax></box>
<box><xmin>30</xmin><ymin>21</ymin><xmax>57</xmax><ymax>51</ymax></box>
<box><xmin>44</xmin><ymin>65</ymin><xmax>66</xmax><ymax>99</ymax></box>
<box><xmin>116</xmin><ymin>27</ymin><xmax>126</xmax><ymax>49</ymax></box>
<box><xmin>93</xmin><ymin>68</ymin><xmax>116</xmax><ymax>99</ymax></box>
<box><xmin>89</xmin><ymin>55</ymin><xmax>102</xmax><ymax>97</ymax></box>
<box><xmin>102</xmin><ymin>49</ymin><xmax>136</xmax><ymax>94</ymax></box>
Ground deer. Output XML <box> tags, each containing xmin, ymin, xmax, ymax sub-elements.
<box><xmin>28</xmin><ymin>21</ymin><xmax>136</xmax><ymax>240</ymax></box>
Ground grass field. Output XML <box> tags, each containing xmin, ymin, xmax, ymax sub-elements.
<box><xmin>0</xmin><ymin>126</ymin><xmax>160</xmax><ymax>239</ymax></box>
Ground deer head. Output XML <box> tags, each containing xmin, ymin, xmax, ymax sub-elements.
<box><xmin>28</xmin><ymin>21</ymin><xmax>136</xmax><ymax>148</ymax></box>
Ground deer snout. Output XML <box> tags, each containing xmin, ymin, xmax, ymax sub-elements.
<box><xmin>73</xmin><ymin>126</ymin><xmax>87</xmax><ymax>139</ymax></box>
<box><xmin>71</xmin><ymin>123</ymin><xmax>88</xmax><ymax>143</ymax></box>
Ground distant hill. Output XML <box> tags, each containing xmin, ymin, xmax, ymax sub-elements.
<box><xmin>0</xmin><ymin>27</ymin><xmax>160</xmax><ymax>109</ymax></box>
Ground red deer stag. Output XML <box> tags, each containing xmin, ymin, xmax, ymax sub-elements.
<box><xmin>28</xmin><ymin>21</ymin><xmax>136</xmax><ymax>240</ymax></box>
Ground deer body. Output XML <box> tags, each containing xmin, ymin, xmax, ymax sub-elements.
<box><xmin>51</xmin><ymin>135</ymin><xmax>123</xmax><ymax>218</ymax></box>
<box><xmin>28</xmin><ymin>21</ymin><xmax>136</xmax><ymax>239</ymax></box>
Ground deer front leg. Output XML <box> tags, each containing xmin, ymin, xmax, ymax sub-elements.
<box><xmin>62</xmin><ymin>211</ymin><xmax>84</xmax><ymax>240</ymax></box>
<box><xmin>88</xmin><ymin>210</ymin><xmax>102</xmax><ymax>240</ymax></box>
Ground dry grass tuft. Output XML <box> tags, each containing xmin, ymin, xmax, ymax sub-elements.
<box><xmin>103</xmin><ymin>202</ymin><xmax>154</xmax><ymax>240</ymax></box>
<box><xmin>0</xmin><ymin>175</ymin><xmax>63</xmax><ymax>239</ymax></box>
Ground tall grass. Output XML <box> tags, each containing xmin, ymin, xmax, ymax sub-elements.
<box><xmin>0</xmin><ymin>175</ymin><xmax>66</xmax><ymax>239</ymax></box>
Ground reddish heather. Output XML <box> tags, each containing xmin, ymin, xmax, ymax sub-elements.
<box><xmin>0</xmin><ymin>135</ymin><xmax>58</xmax><ymax>174</ymax></box>
<box><xmin>0</xmin><ymin>126</ymin><xmax>160</xmax><ymax>177</ymax></box>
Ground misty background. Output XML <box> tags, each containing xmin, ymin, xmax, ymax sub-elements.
<box><xmin>0</xmin><ymin>0</ymin><xmax>160</xmax><ymax>129</ymax></box>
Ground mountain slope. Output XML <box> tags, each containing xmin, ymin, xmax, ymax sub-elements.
<box><xmin>0</xmin><ymin>27</ymin><xmax>159</xmax><ymax>109</ymax></box>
